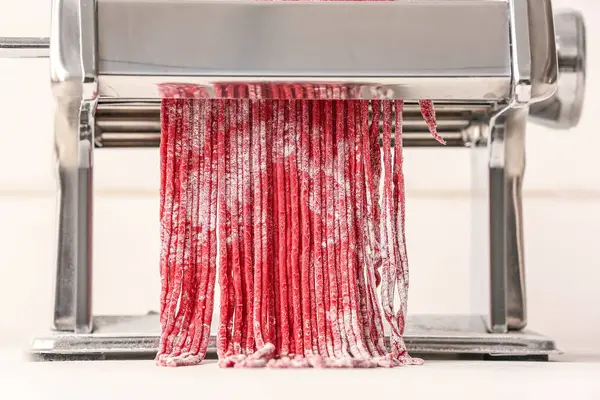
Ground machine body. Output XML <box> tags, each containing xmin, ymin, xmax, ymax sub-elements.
<box><xmin>0</xmin><ymin>0</ymin><xmax>587</xmax><ymax>360</ymax></box>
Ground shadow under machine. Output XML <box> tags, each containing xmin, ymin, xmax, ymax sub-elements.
<box><xmin>0</xmin><ymin>0</ymin><xmax>586</xmax><ymax>360</ymax></box>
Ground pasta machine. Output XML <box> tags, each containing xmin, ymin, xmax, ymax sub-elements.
<box><xmin>0</xmin><ymin>0</ymin><xmax>586</xmax><ymax>361</ymax></box>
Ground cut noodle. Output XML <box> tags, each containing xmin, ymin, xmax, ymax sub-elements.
<box><xmin>156</xmin><ymin>84</ymin><xmax>442</xmax><ymax>368</ymax></box>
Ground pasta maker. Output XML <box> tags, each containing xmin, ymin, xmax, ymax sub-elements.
<box><xmin>0</xmin><ymin>0</ymin><xmax>586</xmax><ymax>361</ymax></box>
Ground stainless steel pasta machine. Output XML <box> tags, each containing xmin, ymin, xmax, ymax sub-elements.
<box><xmin>0</xmin><ymin>0</ymin><xmax>586</xmax><ymax>361</ymax></box>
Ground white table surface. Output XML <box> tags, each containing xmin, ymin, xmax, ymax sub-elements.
<box><xmin>2</xmin><ymin>350</ymin><xmax>600</xmax><ymax>400</ymax></box>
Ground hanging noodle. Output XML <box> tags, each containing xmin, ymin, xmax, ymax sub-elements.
<box><xmin>155</xmin><ymin>80</ymin><xmax>443</xmax><ymax>368</ymax></box>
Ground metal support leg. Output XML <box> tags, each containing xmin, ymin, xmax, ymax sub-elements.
<box><xmin>75</xmin><ymin>103</ymin><xmax>95</xmax><ymax>334</ymax></box>
<box><xmin>52</xmin><ymin>100</ymin><xmax>95</xmax><ymax>335</ymax></box>
<box><xmin>52</xmin><ymin>99</ymin><xmax>80</xmax><ymax>331</ymax></box>
<box><xmin>471</xmin><ymin>121</ymin><xmax>506</xmax><ymax>333</ymax></box>
<box><xmin>471</xmin><ymin>108</ymin><xmax>528</xmax><ymax>334</ymax></box>
<box><xmin>488</xmin><ymin>140</ymin><xmax>509</xmax><ymax>334</ymax></box>
<box><xmin>504</xmin><ymin>108</ymin><xmax>528</xmax><ymax>330</ymax></box>
<box><xmin>51</xmin><ymin>0</ymin><xmax>97</xmax><ymax>334</ymax></box>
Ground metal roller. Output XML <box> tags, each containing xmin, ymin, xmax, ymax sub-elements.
<box><xmin>93</xmin><ymin>101</ymin><xmax>483</xmax><ymax>147</ymax></box>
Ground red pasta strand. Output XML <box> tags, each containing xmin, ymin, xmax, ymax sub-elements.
<box><xmin>156</xmin><ymin>87</ymin><xmax>443</xmax><ymax>368</ymax></box>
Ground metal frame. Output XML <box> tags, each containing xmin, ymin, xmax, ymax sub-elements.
<box><xmin>50</xmin><ymin>0</ymin><xmax>98</xmax><ymax>334</ymax></box>
<box><xmin>0</xmin><ymin>0</ymin><xmax>587</xmax><ymax>360</ymax></box>
<box><xmin>96</xmin><ymin>0</ymin><xmax>512</xmax><ymax>100</ymax></box>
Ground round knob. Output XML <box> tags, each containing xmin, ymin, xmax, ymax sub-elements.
<box><xmin>530</xmin><ymin>10</ymin><xmax>586</xmax><ymax>129</ymax></box>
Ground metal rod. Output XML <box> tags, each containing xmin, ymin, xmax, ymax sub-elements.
<box><xmin>97</xmin><ymin>119</ymin><xmax>161</xmax><ymax>132</ymax></box>
<box><xmin>0</xmin><ymin>37</ymin><xmax>49</xmax><ymax>58</ymax></box>
<box><xmin>96</xmin><ymin>131</ymin><xmax>467</xmax><ymax>148</ymax></box>
<box><xmin>97</xmin><ymin>102</ymin><xmax>492</xmax><ymax>115</ymax></box>
<box><xmin>96</xmin><ymin>117</ymin><xmax>466</xmax><ymax>133</ymax></box>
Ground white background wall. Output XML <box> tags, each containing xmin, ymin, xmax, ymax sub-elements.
<box><xmin>0</xmin><ymin>0</ymin><xmax>598</xmax><ymax>355</ymax></box>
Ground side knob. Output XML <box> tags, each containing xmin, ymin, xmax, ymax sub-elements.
<box><xmin>530</xmin><ymin>10</ymin><xmax>586</xmax><ymax>129</ymax></box>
